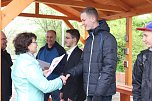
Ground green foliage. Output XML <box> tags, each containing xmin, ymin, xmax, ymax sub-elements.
<box><xmin>3</xmin><ymin>3</ymin><xmax>152</xmax><ymax>73</ymax></box>
<box><xmin>108</xmin><ymin>19</ymin><xmax>126</xmax><ymax>72</ymax></box>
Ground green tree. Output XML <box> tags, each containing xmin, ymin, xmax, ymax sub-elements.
<box><xmin>108</xmin><ymin>19</ymin><xmax>126</xmax><ymax>72</ymax></box>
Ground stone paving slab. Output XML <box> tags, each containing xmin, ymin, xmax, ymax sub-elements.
<box><xmin>112</xmin><ymin>92</ymin><xmax>133</xmax><ymax>101</ymax></box>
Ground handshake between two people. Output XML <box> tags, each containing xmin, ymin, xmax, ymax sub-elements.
<box><xmin>59</xmin><ymin>74</ymin><xmax>70</xmax><ymax>85</ymax></box>
<box><xmin>43</xmin><ymin>69</ymin><xmax>70</xmax><ymax>85</ymax></box>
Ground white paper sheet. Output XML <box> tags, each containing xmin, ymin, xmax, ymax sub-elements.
<box><xmin>37</xmin><ymin>59</ymin><xmax>50</xmax><ymax>70</ymax></box>
<box><xmin>45</xmin><ymin>54</ymin><xmax>65</xmax><ymax>77</ymax></box>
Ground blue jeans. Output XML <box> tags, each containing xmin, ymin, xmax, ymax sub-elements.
<box><xmin>87</xmin><ymin>95</ymin><xmax>112</xmax><ymax>101</ymax></box>
<box><xmin>44</xmin><ymin>90</ymin><xmax>60</xmax><ymax>101</ymax></box>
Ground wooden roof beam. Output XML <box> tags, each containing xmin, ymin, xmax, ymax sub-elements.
<box><xmin>19</xmin><ymin>13</ymin><xmax>80</xmax><ymax>21</ymax></box>
<box><xmin>82</xmin><ymin>0</ymin><xmax>107</xmax><ymax>16</ymax></box>
<box><xmin>1</xmin><ymin>0</ymin><xmax>11</xmax><ymax>7</ymax></box>
<box><xmin>146</xmin><ymin>0</ymin><xmax>152</xmax><ymax>4</ymax></box>
<box><xmin>2</xmin><ymin>0</ymin><xmax>34</xmax><ymax>29</ymax></box>
<box><xmin>109</xmin><ymin>0</ymin><xmax>131</xmax><ymax>11</ymax></box>
<box><xmin>46</xmin><ymin>4</ymin><xmax>80</xmax><ymax>18</ymax></box>
<box><xmin>1</xmin><ymin>0</ymin><xmax>10</xmax><ymax>1</ymax></box>
<box><xmin>35</xmin><ymin>0</ymin><xmax>125</xmax><ymax>12</ymax></box>
<box><xmin>35</xmin><ymin>2</ymin><xmax>39</xmax><ymax>15</ymax></box>
<box><xmin>102</xmin><ymin>5</ymin><xmax>152</xmax><ymax>20</ymax></box>
<box><xmin>46</xmin><ymin>4</ymin><xmax>73</xmax><ymax>17</ymax></box>
<box><xmin>55</xmin><ymin>5</ymin><xmax>80</xmax><ymax>17</ymax></box>
<box><xmin>98</xmin><ymin>10</ymin><xmax>113</xmax><ymax>17</ymax></box>
<box><xmin>63</xmin><ymin>19</ymin><xmax>74</xmax><ymax>29</ymax></box>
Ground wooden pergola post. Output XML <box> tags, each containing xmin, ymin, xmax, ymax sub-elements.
<box><xmin>125</xmin><ymin>17</ymin><xmax>133</xmax><ymax>86</ymax></box>
<box><xmin>120</xmin><ymin>17</ymin><xmax>133</xmax><ymax>101</ymax></box>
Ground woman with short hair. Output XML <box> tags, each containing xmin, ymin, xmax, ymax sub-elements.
<box><xmin>11</xmin><ymin>32</ymin><xmax>65</xmax><ymax>101</ymax></box>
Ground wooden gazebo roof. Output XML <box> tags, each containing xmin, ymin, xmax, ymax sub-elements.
<box><xmin>1</xmin><ymin>1</ymin><xmax>152</xmax><ymax>101</ymax></box>
<box><xmin>1</xmin><ymin>0</ymin><xmax>152</xmax><ymax>29</ymax></box>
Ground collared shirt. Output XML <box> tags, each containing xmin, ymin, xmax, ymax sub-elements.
<box><xmin>27</xmin><ymin>52</ymin><xmax>35</xmax><ymax>58</ymax></box>
<box><xmin>66</xmin><ymin>45</ymin><xmax>77</xmax><ymax>61</ymax></box>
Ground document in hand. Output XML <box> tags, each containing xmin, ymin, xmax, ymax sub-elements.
<box><xmin>37</xmin><ymin>59</ymin><xmax>50</xmax><ymax>70</ymax></box>
<box><xmin>45</xmin><ymin>54</ymin><xmax>65</xmax><ymax>77</ymax></box>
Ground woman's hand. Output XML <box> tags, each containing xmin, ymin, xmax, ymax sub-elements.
<box><xmin>42</xmin><ymin>67</ymin><xmax>49</xmax><ymax>71</ymax></box>
<box><xmin>43</xmin><ymin>69</ymin><xmax>51</xmax><ymax>77</ymax></box>
<box><xmin>68</xmin><ymin>98</ymin><xmax>72</xmax><ymax>101</ymax></box>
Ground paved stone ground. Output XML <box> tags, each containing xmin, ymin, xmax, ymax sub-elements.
<box><xmin>11</xmin><ymin>92</ymin><xmax>133</xmax><ymax>101</ymax></box>
<box><xmin>112</xmin><ymin>92</ymin><xmax>133</xmax><ymax>101</ymax></box>
<box><xmin>10</xmin><ymin>92</ymin><xmax>133</xmax><ymax>101</ymax></box>
<box><xmin>10</xmin><ymin>84</ymin><xmax>133</xmax><ymax>101</ymax></box>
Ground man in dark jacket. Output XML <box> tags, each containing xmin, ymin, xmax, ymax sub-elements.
<box><xmin>65</xmin><ymin>7</ymin><xmax>117</xmax><ymax>101</ymax></box>
<box><xmin>1</xmin><ymin>31</ymin><xmax>13</xmax><ymax>101</ymax></box>
<box><xmin>36</xmin><ymin>30</ymin><xmax>66</xmax><ymax>101</ymax></box>
<box><xmin>61</xmin><ymin>29</ymin><xmax>86</xmax><ymax>101</ymax></box>
<box><xmin>132</xmin><ymin>21</ymin><xmax>152</xmax><ymax>101</ymax></box>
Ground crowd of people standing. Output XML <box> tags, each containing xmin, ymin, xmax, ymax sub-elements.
<box><xmin>1</xmin><ymin>6</ymin><xmax>152</xmax><ymax>101</ymax></box>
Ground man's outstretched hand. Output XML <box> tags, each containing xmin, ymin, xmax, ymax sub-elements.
<box><xmin>65</xmin><ymin>74</ymin><xmax>70</xmax><ymax>80</ymax></box>
<box><xmin>59</xmin><ymin>74</ymin><xmax>71</xmax><ymax>85</ymax></box>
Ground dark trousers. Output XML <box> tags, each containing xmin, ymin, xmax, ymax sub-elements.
<box><xmin>44</xmin><ymin>90</ymin><xmax>60</xmax><ymax>101</ymax></box>
<box><xmin>87</xmin><ymin>95</ymin><xmax>112</xmax><ymax>101</ymax></box>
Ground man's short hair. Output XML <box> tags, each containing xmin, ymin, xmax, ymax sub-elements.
<box><xmin>81</xmin><ymin>7</ymin><xmax>99</xmax><ymax>21</ymax></box>
<box><xmin>47</xmin><ymin>30</ymin><xmax>56</xmax><ymax>35</ymax></box>
<box><xmin>66</xmin><ymin>29</ymin><xmax>80</xmax><ymax>43</ymax></box>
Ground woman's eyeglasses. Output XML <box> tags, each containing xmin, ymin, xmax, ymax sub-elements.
<box><xmin>32</xmin><ymin>42</ymin><xmax>37</xmax><ymax>44</ymax></box>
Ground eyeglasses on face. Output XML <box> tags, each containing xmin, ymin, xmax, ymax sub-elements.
<box><xmin>65</xmin><ymin>37</ymin><xmax>74</xmax><ymax>39</ymax></box>
<box><xmin>32</xmin><ymin>42</ymin><xmax>37</xmax><ymax>44</ymax></box>
<box><xmin>1</xmin><ymin>38</ymin><xmax>7</xmax><ymax>40</ymax></box>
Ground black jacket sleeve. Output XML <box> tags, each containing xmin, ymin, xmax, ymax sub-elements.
<box><xmin>132</xmin><ymin>53</ymin><xmax>143</xmax><ymax>101</ymax></box>
<box><xmin>95</xmin><ymin>34</ymin><xmax>117</xmax><ymax>96</ymax></box>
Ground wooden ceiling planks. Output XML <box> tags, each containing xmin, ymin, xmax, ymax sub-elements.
<box><xmin>1</xmin><ymin>0</ymin><xmax>152</xmax><ymax>22</ymax></box>
<box><xmin>35</xmin><ymin>0</ymin><xmax>124</xmax><ymax>12</ymax></box>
